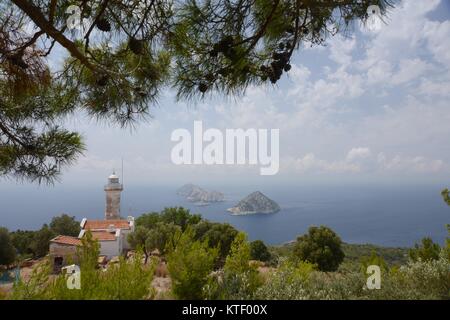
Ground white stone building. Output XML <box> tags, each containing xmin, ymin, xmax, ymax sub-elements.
<box><xmin>49</xmin><ymin>172</ymin><xmax>134</xmax><ymax>271</ymax></box>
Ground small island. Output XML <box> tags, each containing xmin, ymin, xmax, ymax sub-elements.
<box><xmin>227</xmin><ymin>191</ymin><xmax>280</xmax><ymax>215</ymax></box>
<box><xmin>177</xmin><ymin>184</ymin><xmax>225</xmax><ymax>205</ymax></box>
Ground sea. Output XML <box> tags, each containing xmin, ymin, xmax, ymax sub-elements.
<box><xmin>0</xmin><ymin>184</ymin><xmax>448</xmax><ymax>247</ymax></box>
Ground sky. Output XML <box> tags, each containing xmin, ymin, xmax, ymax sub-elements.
<box><xmin>2</xmin><ymin>0</ymin><xmax>450</xmax><ymax>189</ymax></box>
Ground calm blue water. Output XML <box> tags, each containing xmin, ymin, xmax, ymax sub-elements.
<box><xmin>0</xmin><ymin>184</ymin><xmax>448</xmax><ymax>247</ymax></box>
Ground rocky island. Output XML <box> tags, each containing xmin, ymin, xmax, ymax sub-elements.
<box><xmin>227</xmin><ymin>191</ymin><xmax>280</xmax><ymax>215</ymax></box>
<box><xmin>177</xmin><ymin>184</ymin><xmax>225</xmax><ymax>204</ymax></box>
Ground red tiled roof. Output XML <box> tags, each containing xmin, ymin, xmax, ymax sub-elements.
<box><xmin>50</xmin><ymin>235</ymin><xmax>82</xmax><ymax>246</ymax></box>
<box><xmin>91</xmin><ymin>231</ymin><xmax>116</xmax><ymax>241</ymax></box>
<box><xmin>84</xmin><ymin>219</ymin><xmax>130</xmax><ymax>230</ymax></box>
<box><xmin>51</xmin><ymin>231</ymin><xmax>117</xmax><ymax>245</ymax></box>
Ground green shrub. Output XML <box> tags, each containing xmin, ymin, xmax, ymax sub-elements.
<box><xmin>193</xmin><ymin>221</ymin><xmax>238</xmax><ymax>265</ymax></box>
<box><xmin>409</xmin><ymin>237</ymin><xmax>441</xmax><ymax>262</ymax></box>
<box><xmin>360</xmin><ymin>250</ymin><xmax>388</xmax><ymax>274</ymax></box>
<box><xmin>445</xmin><ymin>224</ymin><xmax>450</xmax><ymax>261</ymax></box>
<box><xmin>256</xmin><ymin>259</ymin><xmax>366</xmax><ymax>300</ymax></box>
<box><xmin>256</xmin><ymin>250</ymin><xmax>450</xmax><ymax>300</ymax></box>
<box><xmin>47</xmin><ymin>253</ymin><xmax>156</xmax><ymax>300</ymax></box>
<box><xmin>255</xmin><ymin>259</ymin><xmax>315</xmax><ymax>299</ymax></box>
<box><xmin>204</xmin><ymin>233</ymin><xmax>263</xmax><ymax>300</ymax></box>
<box><xmin>250</xmin><ymin>240</ymin><xmax>271</xmax><ymax>262</ymax></box>
<box><xmin>30</xmin><ymin>224</ymin><xmax>55</xmax><ymax>258</ymax></box>
<box><xmin>49</xmin><ymin>214</ymin><xmax>81</xmax><ymax>237</ymax></box>
<box><xmin>10</xmin><ymin>230</ymin><xmax>35</xmax><ymax>257</ymax></box>
<box><xmin>0</xmin><ymin>288</ymin><xmax>8</xmax><ymax>300</ymax></box>
<box><xmin>135</xmin><ymin>207</ymin><xmax>201</xmax><ymax>231</ymax></box>
<box><xmin>11</xmin><ymin>261</ymin><xmax>52</xmax><ymax>300</ymax></box>
<box><xmin>0</xmin><ymin>227</ymin><xmax>16</xmax><ymax>266</ymax></box>
<box><xmin>128</xmin><ymin>223</ymin><xmax>181</xmax><ymax>263</ymax></box>
<box><xmin>167</xmin><ymin>227</ymin><xmax>218</xmax><ymax>299</ymax></box>
<box><xmin>293</xmin><ymin>226</ymin><xmax>345</xmax><ymax>272</ymax></box>
<box><xmin>12</xmin><ymin>234</ymin><xmax>155</xmax><ymax>300</ymax></box>
<box><xmin>160</xmin><ymin>207</ymin><xmax>201</xmax><ymax>231</ymax></box>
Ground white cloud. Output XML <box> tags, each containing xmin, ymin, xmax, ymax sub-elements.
<box><xmin>289</xmin><ymin>64</ymin><xmax>311</xmax><ymax>84</ymax></box>
<box><xmin>188</xmin><ymin>0</ymin><xmax>450</xmax><ymax>180</ymax></box>
<box><xmin>347</xmin><ymin>148</ymin><xmax>371</xmax><ymax>161</ymax></box>
<box><xmin>377</xmin><ymin>153</ymin><xmax>446</xmax><ymax>173</ymax></box>
<box><xmin>390</xmin><ymin>58</ymin><xmax>432</xmax><ymax>85</ymax></box>
<box><xmin>288</xmin><ymin>153</ymin><xmax>361</xmax><ymax>174</ymax></box>
<box><xmin>417</xmin><ymin>78</ymin><xmax>450</xmax><ymax>97</ymax></box>
<box><xmin>423</xmin><ymin>19</ymin><xmax>450</xmax><ymax>67</ymax></box>
<box><xmin>328</xmin><ymin>36</ymin><xmax>356</xmax><ymax>67</ymax></box>
<box><xmin>287</xmin><ymin>149</ymin><xmax>447</xmax><ymax>175</ymax></box>
<box><xmin>54</xmin><ymin>0</ymin><xmax>450</xmax><ymax>184</ymax></box>
<box><xmin>366</xmin><ymin>60</ymin><xmax>393</xmax><ymax>85</ymax></box>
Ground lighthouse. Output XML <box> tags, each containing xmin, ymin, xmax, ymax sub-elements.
<box><xmin>104</xmin><ymin>171</ymin><xmax>123</xmax><ymax>220</ymax></box>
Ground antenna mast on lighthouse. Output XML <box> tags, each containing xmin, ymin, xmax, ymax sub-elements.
<box><xmin>121</xmin><ymin>157</ymin><xmax>124</xmax><ymax>188</ymax></box>
<box><xmin>121</xmin><ymin>158</ymin><xmax>124</xmax><ymax>218</ymax></box>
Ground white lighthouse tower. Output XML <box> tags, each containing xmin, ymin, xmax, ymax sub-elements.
<box><xmin>104</xmin><ymin>171</ymin><xmax>123</xmax><ymax>220</ymax></box>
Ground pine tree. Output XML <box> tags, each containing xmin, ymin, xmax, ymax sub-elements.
<box><xmin>1</xmin><ymin>0</ymin><xmax>393</xmax><ymax>182</ymax></box>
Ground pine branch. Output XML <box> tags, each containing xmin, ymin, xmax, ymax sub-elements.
<box><xmin>11</xmin><ymin>0</ymin><xmax>96</xmax><ymax>71</ymax></box>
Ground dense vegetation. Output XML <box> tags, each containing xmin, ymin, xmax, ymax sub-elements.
<box><xmin>130</xmin><ymin>207</ymin><xmax>239</xmax><ymax>266</ymax></box>
<box><xmin>1</xmin><ymin>205</ymin><xmax>449</xmax><ymax>300</ymax></box>
<box><xmin>270</xmin><ymin>242</ymin><xmax>410</xmax><ymax>273</ymax></box>
<box><xmin>0</xmin><ymin>214</ymin><xmax>80</xmax><ymax>264</ymax></box>
<box><xmin>0</xmin><ymin>227</ymin><xmax>16</xmax><ymax>266</ymax></box>
<box><xmin>10</xmin><ymin>232</ymin><xmax>156</xmax><ymax>299</ymax></box>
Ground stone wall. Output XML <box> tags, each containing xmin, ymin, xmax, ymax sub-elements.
<box><xmin>49</xmin><ymin>243</ymin><xmax>79</xmax><ymax>272</ymax></box>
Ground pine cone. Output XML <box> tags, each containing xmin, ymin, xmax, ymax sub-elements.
<box><xmin>96</xmin><ymin>18</ymin><xmax>111</xmax><ymax>32</ymax></box>
<box><xmin>128</xmin><ymin>37</ymin><xmax>144</xmax><ymax>55</ymax></box>
<box><xmin>198</xmin><ymin>82</ymin><xmax>208</xmax><ymax>93</ymax></box>
<box><xmin>96</xmin><ymin>74</ymin><xmax>109</xmax><ymax>86</ymax></box>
